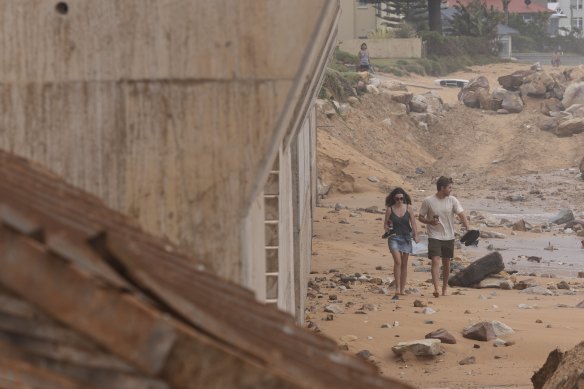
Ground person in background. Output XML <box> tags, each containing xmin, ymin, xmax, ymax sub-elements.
<box><xmin>551</xmin><ymin>50</ymin><xmax>561</xmax><ymax>67</ymax></box>
<box><xmin>383</xmin><ymin>187</ymin><xmax>420</xmax><ymax>300</ymax></box>
<box><xmin>418</xmin><ymin>176</ymin><xmax>470</xmax><ymax>298</ymax></box>
<box><xmin>358</xmin><ymin>42</ymin><xmax>370</xmax><ymax>72</ymax></box>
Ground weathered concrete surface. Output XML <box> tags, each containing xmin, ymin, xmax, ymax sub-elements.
<box><xmin>0</xmin><ymin>0</ymin><xmax>339</xmax><ymax>284</ymax></box>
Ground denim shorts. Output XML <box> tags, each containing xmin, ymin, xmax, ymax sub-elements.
<box><xmin>388</xmin><ymin>234</ymin><xmax>412</xmax><ymax>254</ymax></box>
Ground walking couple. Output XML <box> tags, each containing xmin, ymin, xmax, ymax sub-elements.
<box><xmin>383</xmin><ymin>176</ymin><xmax>470</xmax><ymax>300</ymax></box>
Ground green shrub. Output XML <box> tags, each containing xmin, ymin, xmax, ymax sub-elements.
<box><xmin>512</xmin><ymin>35</ymin><xmax>537</xmax><ymax>52</ymax></box>
<box><xmin>404</xmin><ymin>62</ymin><xmax>426</xmax><ymax>75</ymax></box>
<box><xmin>328</xmin><ymin>62</ymin><xmax>352</xmax><ymax>73</ymax></box>
<box><xmin>334</xmin><ymin>48</ymin><xmax>358</xmax><ymax>64</ymax></box>
<box><xmin>395</xmin><ymin>23</ymin><xmax>417</xmax><ymax>38</ymax></box>
<box><xmin>320</xmin><ymin>68</ymin><xmax>358</xmax><ymax>102</ymax></box>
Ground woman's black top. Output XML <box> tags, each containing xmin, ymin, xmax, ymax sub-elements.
<box><xmin>389</xmin><ymin>208</ymin><xmax>412</xmax><ymax>235</ymax></box>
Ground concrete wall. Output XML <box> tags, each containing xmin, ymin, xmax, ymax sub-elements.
<box><xmin>0</xmin><ymin>0</ymin><xmax>339</xmax><ymax>291</ymax></box>
<box><xmin>339</xmin><ymin>38</ymin><xmax>422</xmax><ymax>58</ymax></box>
<box><xmin>338</xmin><ymin>0</ymin><xmax>377</xmax><ymax>41</ymax></box>
<box><xmin>292</xmin><ymin>110</ymin><xmax>316</xmax><ymax>321</ymax></box>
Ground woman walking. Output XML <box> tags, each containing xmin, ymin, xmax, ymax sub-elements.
<box><xmin>357</xmin><ymin>42</ymin><xmax>370</xmax><ymax>72</ymax></box>
<box><xmin>384</xmin><ymin>188</ymin><xmax>420</xmax><ymax>300</ymax></box>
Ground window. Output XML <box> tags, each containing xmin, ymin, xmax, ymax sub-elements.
<box><xmin>357</xmin><ymin>0</ymin><xmax>368</xmax><ymax>8</ymax></box>
<box><xmin>572</xmin><ymin>16</ymin><xmax>583</xmax><ymax>29</ymax></box>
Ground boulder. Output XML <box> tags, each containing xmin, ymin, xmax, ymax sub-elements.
<box><xmin>562</xmin><ymin>81</ymin><xmax>584</xmax><ymax>108</ymax></box>
<box><xmin>523</xmin><ymin>71</ymin><xmax>555</xmax><ymax>95</ymax></box>
<box><xmin>501</xmin><ymin>91</ymin><xmax>524</xmax><ymax>113</ymax></box>
<box><xmin>491</xmin><ymin>320</ymin><xmax>514</xmax><ymax>337</ymax></box>
<box><xmin>565</xmin><ymin>65</ymin><xmax>584</xmax><ymax>81</ymax></box>
<box><xmin>512</xmin><ymin>219</ymin><xmax>531</xmax><ymax>231</ymax></box>
<box><xmin>580</xmin><ymin>156</ymin><xmax>584</xmax><ymax>176</ymax></box>
<box><xmin>549</xmin><ymin>208</ymin><xmax>575</xmax><ymax>225</ymax></box>
<box><xmin>389</xmin><ymin>91</ymin><xmax>413</xmax><ymax>105</ymax></box>
<box><xmin>459</xmin><ymin>76</ymin><xmax>490</xmax><ymax>108</ymax></box>
<box><xmin>498</xmin><ymin>70</ymin><xmax>534</xmax><ymax>91</ymax></box>
<box><xmin>532</xmin><ymin>341</ymin><xmax>584</xmax><ymax>389</ymax></box>
<box><xmin>520</xmin><ymin>81</ymin><xmax>547</xmax><ymax>98</ymax></box>
<box><xmin>421</xmin><ymin>91</ymin><xmax>444</xmax><ymax>114</ymax></box>
<box><xmin>564</xmin><ymin>103</ymin><xmax>584</xmax><ymax>118</ymax></box>
<box><xmin>380</xmin><ymin>80</ymin><xmax>408</xmax><ymax>91</ymax></box>
<box><xmin>477</xmin><ymin>88</ymin><xmax>501</xmax><ymax>111</ymax></box>
<box><xmin>391</xmin><ymin>339</ymin><xmax>442</xmax><ymax>357</ymax></box>
<box><xmin>425</xmin><ymin>328</ymin><xmax>457</xmax><ymax>344</ymax></box>
<box><xmin>460</xmin><ymin>90</ymin><xmax>479</xmax><ymax>108</ymax></box>
<box><xmin>554</xmin><ymin>118</ymin><xmax>584</xmax><ymax>137</ymax></box>
<box><xmin>539</xmin><ymin>117</ymin><xmax>559</xmax><ymax>132</ymax></box>
<box><xmin>448</xmin><ymin>252</ymin><xmax>505</xmax><ymax>287</ymax></box>
<box><xmin>462</xmin><ymin>322</ymin><xmax>497</xmax><ymax>341</ymax></box>
<box><xmin>540</xmin><ymin>99</ymin><xmax>563</xmax><ymax>116</ymax></box>
<box><xmin>410</xmin><ymin>95</ymin><xmax>428</xmax><ymax>113</ymax></box>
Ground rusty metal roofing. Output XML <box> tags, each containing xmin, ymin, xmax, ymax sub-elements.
<box><xmin>0</xmin><ymin>151</ymin><xmax>413</xmax><ymax>389</ymax></box>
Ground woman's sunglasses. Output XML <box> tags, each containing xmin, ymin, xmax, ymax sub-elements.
<box><xmin>394</xmin><ymin>196</ymin><xmax>404</xmax><ymax>201</ymax></box>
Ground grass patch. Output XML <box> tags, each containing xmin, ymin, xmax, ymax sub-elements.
<box><xmin>373</xmin><ymin>55</ymin><xmax>503</xmax><ymax>77</ymax></box>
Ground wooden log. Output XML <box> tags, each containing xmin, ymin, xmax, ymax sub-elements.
<box><xmin>448</xmin><ymin>252</ymin><xmax>505</xmax><ymax>287</ymax></box>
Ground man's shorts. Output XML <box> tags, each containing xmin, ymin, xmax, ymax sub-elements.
<box><xmin>428</xmin><ymin>238</ymin><xmax>454</xmax><ymax>259</ymax></box>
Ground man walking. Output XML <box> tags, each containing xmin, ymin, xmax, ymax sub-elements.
<box><xmin>418</xmin><ymin>176</ymin><xmax>470</xmax><ymax>297</ymax></box>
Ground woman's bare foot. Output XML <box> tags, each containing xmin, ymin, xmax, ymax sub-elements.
<box><xmin>433</xmin><ymin>291</ymin><xmax>440</xmax><ymax>298</ymax></box>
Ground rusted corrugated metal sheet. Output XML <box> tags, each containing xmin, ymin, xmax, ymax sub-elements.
<box><xmin>0</xmin><ymin>151</ymin><xmax>413</xmax><ymax>388</ymax></box>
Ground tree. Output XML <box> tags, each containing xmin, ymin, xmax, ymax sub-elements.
<box><xmin>502</xmin><ymin>0</ymin><xmax>511</xmax><ymax>25</ymax></box>
<box><xmin>428</xmin><ymin>0</ymin><xmax>443</xmax><ymax>33</ymax></box>
<box><xmin>451</xmin><ymin>0</ymin><xmax>502</xmax><ymax>38</ymax></box>
<box><xmin>364</xmin><ymin>0</ymin><xmax>439</xmax><ymax>33</ymax></box>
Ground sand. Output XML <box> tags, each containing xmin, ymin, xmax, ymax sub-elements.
<box><xmin>311</xmin><ymin>61</ymin><xmax>584</xmax><ymax>388</ymax></box>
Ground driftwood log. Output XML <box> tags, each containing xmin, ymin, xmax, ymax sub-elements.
<box><xmin>448</xmin><ymin>252</ymin><xmax>505</xmax><ymax>287</ymax></box>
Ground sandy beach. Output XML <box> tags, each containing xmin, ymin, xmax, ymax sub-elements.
<box><xmin>311</xmin><ymin>61</ymin><xmax>584</xmax><ymax>388</ymax></box>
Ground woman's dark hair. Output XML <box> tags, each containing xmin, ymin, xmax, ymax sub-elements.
<box><xmin>385</xmin><ymin>187</ymin><xmax>412</xmax><ymax>207</ymax></box>
<box><xmin>361</xmin><ymin>42</ymin><xmax>367</xmax><ymax>49</ymax></box>
<box><xmin>436</xmin><ymin>176</ymin><xmax>453</xmax><ymax>191</ymax></box>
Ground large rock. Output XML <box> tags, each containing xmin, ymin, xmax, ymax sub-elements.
<box><xmin>448</xmin><ymin>252</ymin><xmax>505</xmax><ymax>287</ymax></box>
<box><xmin>477</xmin><ymin>88</ymin><xmax>501</xmax><ymax>111</ymax></box>
<box><xmin>422</xmin><ymin>91</ymin><xmax>444</xmax><ymax>114</ymax></box>
<box><xmin>521</xmin><ymin>71</ymin><xmax>555</xmax><ymax>97</ymax></box>
<box><xmin>501</xmin><ymin>91</ymin><xmax>524</xmax><ymax>113</ymax></box>
<box><xmin>425</xmin><ymin>328</ymin><xmax>457</xmax><ymax>344</ymax></box>
<box><xmin>460</xmin><ymin>90</ymin><xmax>479</xmax><ymax>108</ymax></box>
<box><xmin>462</xmin><ymin>322</ymin><xmax>497</xmax><ymax>341</ymax></box>
<box><xmin>520</xmin><ymin>80</ymin><xmax>547</xmax><ymax>98</ymax></box>
<box><xmin>389</xmin><ymin>91</ymin><xmax>413</xmax><ymax>105</ymax></box>
<box><xmin>580</xmin><ymin>156</ymin><xmax>584</xmax><ymax>176</ymax></box>
<box><xmin>532</xmin><ymin>341</ymin><xmax>584</xmax><ymax>389</ymax></box>
<box><xmin>539</xmin><ymin>117</ymin><xmax>560</xmax><ymax>132</ymax></box>
<box><xmin>459</xmin><ymin>76</ymin><xmax>490</xmax><ymax>108</ymax></box>
<box><xmin>564</xmin><ymin>103</ymin><xmax>584</xmax><ymax>118</ymax></box>
<box><xmin>562</xmin><ymin>81</ymin><xmax>584</xmax><ymax>108</ymax></box>
<box><xmin>540</xmin><ymin>99</ymin><xmax>563</xmax><ymax>116</ymax></box>
<box><xmin>563</xmin><ymin>66</ymin><xmax>584</xmax><ymax>82</ymax></box>
<box><xmin>491</xmin><ymin>320</ymin><xmax>514</xmax><ymax>337</ymax></box>
<box><xmin>498</xmin><ymin>70</ymin><xmax>534</xmax><ymax>91</ymax></box>
<box><xmin>549</xmin><ymin>208</ymin><xmax>575</xmax><ymax>225</ymax></box>
<box><xmin>554</xmin><ymin>118</ymin><xmax>584</xmax><ymax>137</ymax></box>
<box><xmin>410</xmin><ymin>94</ymin><xmax>428</xmax><ymax>113</ymax></box>
<box><xmin>392</xmin><ymin>339</ymin><xmax>442</xmax><ymax>357</ymax></box>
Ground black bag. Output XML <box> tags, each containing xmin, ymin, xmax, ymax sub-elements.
<box><xmin>460</xmin><ymin>229</ymin><xmax>480</xmax><ymax>246</ymax></box>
